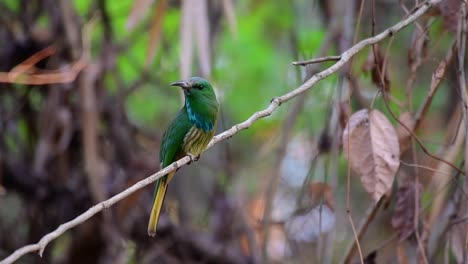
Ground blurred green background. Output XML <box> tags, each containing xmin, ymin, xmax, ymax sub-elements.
<box><xmin>0</xmin><ymin>0</ymin><xmax>465</xmax><ymax>263</ymax></box>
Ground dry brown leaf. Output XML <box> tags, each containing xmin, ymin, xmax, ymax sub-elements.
<box><xmin>308</xmin><ymin>182</ymin><xmax>335</xmax><ymax>210</ymax></box>
<box><xmin>363</xmin><ymin>45</ymin><xmax>390</xmax><ymax>90</ymax></box>
<box><xmin>126</xmin><ymin>0</ymin><xmax>154</xmax><ymax>30</ymax></box>
<box><xmin>391</xmin><ymin>183</ymin><xmax>422</xmax><ymax>241</ymax></box>
<box><xmin>339</xmin><ymin>100</ymin><xmax>352</xmax><ymax>130</ymax></box>
<box><xmin>396</xmin><ymin>112</ymin><xmax>415</xmax><ymax>154</ymax></box>
<box><xmin>343</xmin><ymin>109</ymin><xmax>400</xmax><ymax>201</ymax></box>
<box><xmin>145</xmin><ymin>0</ymin><xmax>168</xmax><ymax>69</ymax></box>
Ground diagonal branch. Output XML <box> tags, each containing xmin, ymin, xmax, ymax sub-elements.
<box><xmin>457</xmin><ymin>1</ymin><xmax>468</xmax><ymax>178</ymax></box>
<box><xmin>292</xmin><ymin>55</ymin><xmax>341</xmax><ymax>66</ymax></box>
<box><xmin>0</xmin><ymin>1</ymin><xmax>443</xmax><ymax>263</ymax></box>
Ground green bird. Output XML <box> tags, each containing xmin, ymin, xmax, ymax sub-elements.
<box><xmin>148</xmin><ymin>77</ymin><xmax>219</xmax><ymax>236</ymax></box>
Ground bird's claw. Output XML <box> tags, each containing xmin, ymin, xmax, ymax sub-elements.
<box><xmin>187</xmin><ymin>153</ymin><xmax>200</xmax><ymax>164</ymax></box>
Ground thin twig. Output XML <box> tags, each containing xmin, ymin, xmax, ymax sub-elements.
<box><xmin>292</xmin><ymin>55</ymin><xmax>341</xmax><ymax>66</ymax></box>
<box><xmin>343</xmin><ymin>200</ymin><xmax>383</xmax><ymax>263</ymax></box>
<box><xmin>450</xmin><ymin>214</ymin><xmax>468</xmax><ymax>226</ymax></box>
<box><xmin>0</xmin><ymin>59</ymin><xmax>87</xmax><ymax>85</ymax></box>
<box><xmin>345</xmin><ymin>102</ymin><xmax>364</xmax><ymax>264</ymax></box>
<box><xmin>8</xmin><ymin>45</ymin><xmax>57</xmax><ymax>79</ymax></box>
<box><xmin>0</xmin><ymin>2</ymin><xmax>443</xmax><ymax>263</ymax></box>
<box><xmin>400</xmin><ymin>160</ymin><xmax>456</xmax><ymax>177</ymax></box>
<box><xmin>345</xmin><ymin>0</ymin><xmax>365</xmax><ymax>261</ymax></box>
<box><xmin>455</xmin><ymin>5</ymin><xmax>468</xmax><ymax>263</ymax></box>
<box><xmin>414</xmin><ymin>42</ymin><xmax>456</xmax><ymax>130</ymax></box>
<box><xmin>457</xmin><ymin>1</ymin><xmax>468</xmax><ymax>177</ymax></box>
<box><xmin>353</xmin><ymin>0</ymin><xmax>366</xmax><ymax>48</ymax></box>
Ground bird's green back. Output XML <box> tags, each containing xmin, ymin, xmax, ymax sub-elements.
<box><xmin>159</xmin><ymin>107</ymin><xmax>192</xmax><ymax>167</ymax></box>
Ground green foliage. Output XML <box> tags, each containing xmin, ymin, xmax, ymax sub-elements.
<box><xmin>213</xmin><ymin>1</ymin><xmax>327</xmax><ymax>139</ymax></box>
<box><xmin>73</xmin><ymin>0</ymin><xmax>91</xmax><ymax>16</ymax></box>
<box><xmin>214</xmin><ymin>9</ymin><xmax>290</xmax><ymax>123</ymax></box>
<box><xmin>3</xmin><ymin>0</ymin><xmax>19</xmax><ymax>12</ymax></box>
<box><xmin>125</xmin><ymin>84</ymin><xmax>180</xmax><ymax>128</ymax></box>
<box><xmin>36</xmin><ymin>14</ymin><xmax>50</xmax><ymax>28</ymax></box>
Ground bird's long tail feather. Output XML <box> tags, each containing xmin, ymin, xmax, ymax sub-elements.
<box><xmin>148</xmin><ymin>172</ymin><xmax>174</xmax><ymax>237</ymax></box>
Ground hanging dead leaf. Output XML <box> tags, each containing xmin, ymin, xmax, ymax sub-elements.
<box><xmin>308</xmin><ymin>182</ymin><xmax>335</xmax><ymax>210</ymax></box>
<box><xmin>126</xmin><ymin>0</ymin><xmax>154</xmax><ymax>30</ymax></box>
<box><xmin>343</xmin><ymin>109</ymin><xmax>400</xmax><ymax>201</ymax></box>
<box><xmin>396</xmin><ymin>112</ymin><xmax>415</xmax><ymax>154</ymax></box>
<box><xmin>363</xmin><ymin>45</ymin><xmax>390</xmax><ymax>90</ymax></box>
<box><xmin>339</xmin><ymin>100</ymin><xmax>352</xmax><ymax>130</ymax></box>
<box><xmin>391</xmin><ymin>183</ymin><xmax>422</xmax><ymax>241</ymax></box>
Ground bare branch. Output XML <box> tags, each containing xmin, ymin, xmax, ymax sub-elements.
<box><xmin>7</xmin><ymin>45</ymin><xmax>57</xmax><ymax>79</ymax></box>
<box><xmin>414</xmin><ymin>42</ymin><xmax>456</xmax><ymax>130</ymax></box>
<box><xmin>457</xmin><ymin>1</ymin><xmax>468</xmax><ymax>177</ymax></box>
<box><xmin>0</xmin><ymin>1</ymin><xmax>443</xmax><ymax>263</ymax></box>
<box><xmin>0</xmin><ymin>58</ymin><xmax>86</xmax><ymax>85</ymax></box>
<box><xmin>343</xmin><ymin>201</ymin><xmax>382</xmax><ymax>263</ymax></box>
<box><xmin>292</xmin><ymin>55</ymin><xmax>341</xmax><ymax>66</ymax></box>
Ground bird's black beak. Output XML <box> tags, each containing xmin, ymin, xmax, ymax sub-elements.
<box><xmin>170</xmin><ymin>80</ymin><xmax>191</xmax><ymax>89</ymax></box>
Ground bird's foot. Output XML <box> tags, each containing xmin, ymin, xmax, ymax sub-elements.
<box><xmin>187</xmin><ymin>153</ymin><xmax>200</xmax><ymax>164</ymax></box>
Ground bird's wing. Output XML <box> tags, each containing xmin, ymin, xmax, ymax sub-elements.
<box><xmin>159</xmin><ymin>108</ymin><xmax>192</xmax><ymax>167</ymax></box>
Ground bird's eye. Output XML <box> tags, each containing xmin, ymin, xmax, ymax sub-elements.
<box><xmin>194</xmin><ymin>84</ymin><xmax>203</xmax><ymax>90</ymax></box>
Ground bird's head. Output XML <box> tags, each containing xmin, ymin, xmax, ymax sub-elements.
<box><xmin>171</xmin><ymin>77</ymin><xmax>218</xmax><ymax>112</ymax></box>
<box><xmin>170</xmin><ymin>77</ymin><xmax>216</xmax><ymax>99</ymax></box>
<box><xmin>170</xmin><ymin>77</ymin><xmax>219</xmax><ymax>131</ymax></box>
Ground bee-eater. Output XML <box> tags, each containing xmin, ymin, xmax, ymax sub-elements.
<box><xmin>148</xmin><ymin>77</ymin><xmax>219</xmax><ymax>236</ymax></box>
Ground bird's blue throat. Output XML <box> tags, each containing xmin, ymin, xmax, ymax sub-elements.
<box><xmin>185</xmin><ymin>98</ymin><xmax>214</xmax><ymax>132</ymax></box>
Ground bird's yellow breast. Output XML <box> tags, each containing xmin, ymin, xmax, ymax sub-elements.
<box><xmin>183</xmin><ymin>126</ymin><xmax>215</xmax><ymax>156</ymax></box>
